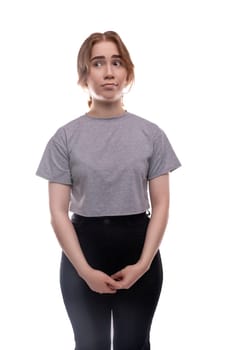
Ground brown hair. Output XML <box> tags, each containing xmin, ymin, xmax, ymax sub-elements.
<box><xmin>77</xmin><ymin>31</ymin><xmax>135</xmax><ymax>90</ymax></box>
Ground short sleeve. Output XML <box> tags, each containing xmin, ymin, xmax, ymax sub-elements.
<box><xmin>36</xmin><ymin>128</ymin><xmax>72</xmax><ymax>185</ymax></box>
<box><xmin>147</xmin><ymin>128</ymin><xmax>181</xmax><ymax>180</ymax></box>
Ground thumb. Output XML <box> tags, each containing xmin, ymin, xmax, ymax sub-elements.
<box><xmin>111</xmin><ymin>270</ymin><xmax>123</xmax><ymax>281</ymax></box>
<box><xmin>106</xmin><ymin>275</ymin><xmax>121</xmax><ymax>289</ymax></box>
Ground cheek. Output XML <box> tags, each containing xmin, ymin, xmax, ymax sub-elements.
<box><xmin>90</xmin><ymin>71</ymin><xmax>103</xmax><ymax>84</ymax></box>
<box><xmin>86</xmin><ymin>75</ymin><xmax>98</xmax><ymax>88</ymax></box>
<box><xmin>120</xmin><ymin>74</ymin><xmax>128</xmax><ymax>86</ymax></box>
<box><xmin>119</xmin><ymin>69</ymin><xmax>128</xmax><ymax>83</ymax></box>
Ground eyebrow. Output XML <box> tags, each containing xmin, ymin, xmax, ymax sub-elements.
<box><xmin>90</xmin><ymin>55</ymin><xmax>122</xmax><ymax>62</ymax></box>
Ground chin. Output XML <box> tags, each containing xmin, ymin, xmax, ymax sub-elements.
<box><xmin>102</xmin><ymin>94</ymin><xmax>121</xmax><ymax>102</ymax></box>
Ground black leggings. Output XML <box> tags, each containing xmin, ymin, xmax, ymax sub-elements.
<box><xmin>60</xmin><ymin>212</ymin><xmax>163</xmax><ymax>350</ymax></box>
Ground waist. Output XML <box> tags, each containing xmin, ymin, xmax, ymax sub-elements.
<box><xmin>71</xmin><ymin>210</ymin><xmax>150</xmax><ymax>225</ymax></box>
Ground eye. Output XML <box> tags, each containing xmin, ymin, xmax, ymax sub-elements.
<box><xmin>92</xmin><ymin>60</ymin><xmax>104</xmax><ymax>67</ymax></box>
<box><xmin>112</xmin><ymin>60</ymin><xmax>122</xmax><ymax>67</ymax></box>
<box><xmin>92</xmin><ymin>59</ymin><xmax>105</xmax><ymax>68</ymax></box>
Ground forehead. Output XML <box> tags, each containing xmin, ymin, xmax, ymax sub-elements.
<box><xmin>91</xmin><ymin>41</ymin><xmax>119</xmax><ymax>58</ymax></box>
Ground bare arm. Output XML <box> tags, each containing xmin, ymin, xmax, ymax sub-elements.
<box><xmin>112</xmin><ymin>174</ymin><xmax>169</xmax><ymax>289</ymax></box>
<box><xmin>48</xmin><ymin>182</ymin><xmax>120</xmax><ymax>293</ymax></box>
<box><xmin>137</xmin><ymin>173</ymin><xmax>169</xmax><ymax>269</ymax></box>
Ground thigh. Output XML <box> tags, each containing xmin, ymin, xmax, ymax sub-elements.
<box><xmin>112</xmin><ymin>252</ymin><xmax>163</xmax><ymax>350</ymax></box>
<box><xmin>60</xmin><ymin>252</ymin><xmax>112</xmax><ymax>350</ymax></box>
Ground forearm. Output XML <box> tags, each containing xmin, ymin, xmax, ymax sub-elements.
<box><xmin>137</xmin><ymin>204</ymin><xmax>169</xmax><ymax>271</ymax></box>
<box><xmin>110</xmin><ymin>204</ymin><xmax>169</xmax><ymax>290</ymax></box>
<box><xmin>50</xmin><ymin>212</ymin><xmax>91</xmax><ymax>278</ymax></box>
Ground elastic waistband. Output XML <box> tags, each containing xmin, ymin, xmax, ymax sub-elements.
<box><xmin>72</xmin><ymin>210</ymin><xmax>150</xmax><ymax>224</ymax></box>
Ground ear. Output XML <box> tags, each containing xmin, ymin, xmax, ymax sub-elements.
<box><xmin>77</xmin><ymin>79</ymin><xmax>89</xmax><ymax>89</ymax></box>
<box><xmin>83</xmin><ymin>77</ymin><xmax>89</xmax><ymax>87</ymax></box>
<box><xmin>122</xmin><ymin>80</ymin><xmax>132</xmax><ymax>95</ymax></box>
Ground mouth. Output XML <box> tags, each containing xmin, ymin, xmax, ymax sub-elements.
<box><xmin>101</xmin><ymin>83</ymin><xmax>118</xmax><ymax>87</ymax></box>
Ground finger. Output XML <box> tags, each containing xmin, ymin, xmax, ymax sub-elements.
<box><xmin>111</xmin><ymin>271</ymin><xmax>123</xmax><ymax>280</ymax></box>
<box><xmin>103</xmin><ymin>286</ymin><xmax>117</xmax><ymax>294</ymax></box>
<box><xmin>106</xmin><ymin>283</ymin><xmax>116</xmax><ymax>290</ymax></box>
<box><xmin>107</xmin><ymin>274</ymin><xmax>120</xmax><ymax>283</ymax></box>
<box><xmin>107</xmin><ymin>278</ymin><xmax>122</xmax><ymax>290</ymax></box>
<box><xmin>107</xmin><ymin>288</ymin><xmax>117</xmax><ymax>294</ymax></box>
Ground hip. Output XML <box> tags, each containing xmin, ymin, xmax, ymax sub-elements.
<box><xmin>71</xmin><ymin>211</ymin><xmax>156</xmax><ymax>274</ymax></box>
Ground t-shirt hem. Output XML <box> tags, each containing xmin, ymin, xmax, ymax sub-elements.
<box><xmin>36</xmin><ymin>172</ymin><xmax>72</xmax><ymax>185</ymax></box>
<box><xmin>147</xmin><ymin>163</ymin><xmax>181</xmax><ymax>180</ymax></box>
<box><xmin>69</xmin><ymin>208</ymin><xmax>150</xmax><ymax>217</ymax></box>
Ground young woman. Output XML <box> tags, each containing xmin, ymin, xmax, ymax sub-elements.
<box><xmin>36</xmin><ymin>31</ymin><xmax>181</xmax><ymax>350</ymax></box>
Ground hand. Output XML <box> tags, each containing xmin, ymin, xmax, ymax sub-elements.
<box><xmin>82</xmin><ymin>268</ymin><xmax>120</xmax><ymax>294</ymax></box>
<box><xmin>111</xmin><ymin>263</ymin><xmax>146</xmax><ymax>290</ymax></box>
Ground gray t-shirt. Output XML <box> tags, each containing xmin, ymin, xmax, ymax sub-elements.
<box><xmin>36</xmin><ymin>112</ymin><xmax>181</xmax><ymax>216</ymax></box>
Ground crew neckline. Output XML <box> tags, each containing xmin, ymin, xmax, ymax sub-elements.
<box><xmin>83</xmin><ymin>111</ymin><xmax>129</xmax><ymax>120</ymax></box>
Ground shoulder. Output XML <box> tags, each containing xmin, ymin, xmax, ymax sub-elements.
<box><xmin>127</xmin><ymin>112</ymin><xmax>163</xmax><ymax>138</ymax></box>
<box><xmin>52</xmin><ymin>114</ymin><xmax>86</xmax><ymax>142</ymax></box>
<box><xmin>58</xmin><ymin>114</ymin><xmax>86</xmax><ymax>133</ymax></box>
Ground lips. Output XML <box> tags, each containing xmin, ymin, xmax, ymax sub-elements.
<box><xmin>101</xmin><ymin>83</ymin><xmax>118</xmax><ymax>87</ymax></box>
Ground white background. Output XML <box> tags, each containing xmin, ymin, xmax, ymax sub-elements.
<box><xmin>0</xmin><ymin>0</ymin><xmax>232</xmax><ymax>349</ymax></box>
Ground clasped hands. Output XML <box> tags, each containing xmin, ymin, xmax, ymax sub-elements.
<box><xmin>82</xmin><ymin>263</ymin><xmax>147</xmax><ymax>294</ymax></box>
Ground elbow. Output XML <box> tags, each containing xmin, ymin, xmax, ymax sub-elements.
<box><xmin>49</xmin><ymin>210</ymin><xmax>68</xmax><ymax>231</ymax></box>
<box><xmin>50</xmin><ymin>216</ymin><xmax>56</xmax><ymax>230</ymax></box>
<box><xmin>151</xmin><ymin>201</ymin><xmax>169</xmax><ymax>221</ymax></box>
<box><xmin>50</xmin><ymin>214</ymin><xmax>58</xmax><ymax>232</ymax></box>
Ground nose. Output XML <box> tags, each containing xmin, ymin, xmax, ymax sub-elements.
<box><xmin>104</xmin><ymin>63</ymin><xmax>114</xmax><ymax>79</ymax></box>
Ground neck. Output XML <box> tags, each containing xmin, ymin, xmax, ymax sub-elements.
<box><xmin>87</xmin><ymin>100</ymin><xmax>125</xmax><ymax>117</ymax></box>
